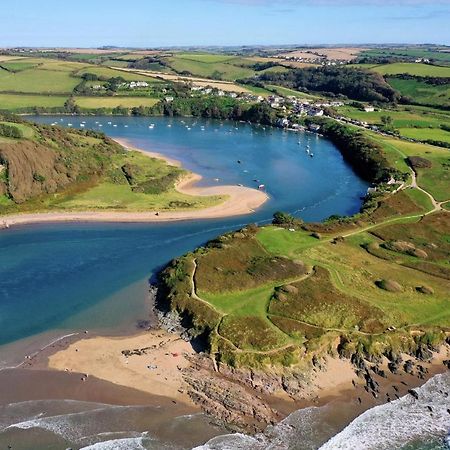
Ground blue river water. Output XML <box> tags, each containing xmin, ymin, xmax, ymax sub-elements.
<box><xmin>0</xmin><ymin>116</ymin><xmax>369</xmax><ymax>348</ymax></box>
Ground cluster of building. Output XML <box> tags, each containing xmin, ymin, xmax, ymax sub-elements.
<box><xmin>268</xmin><ymin>95</ymin><xmax>344</xmax><ymax>117</ymax></box>
<box><xmin>91</xmin><ymin>80</ymin><xmax>150</xmax><ymax>91</ymax></box>
<box><xmin>189</xmin><ymin>85</ymin><xmax>264</xmax><ymax>103</ymax></box>
<box><xmin>274</xmin><ymin>54</ymin><xmax>351</xmax><ymax>66</ymax></box>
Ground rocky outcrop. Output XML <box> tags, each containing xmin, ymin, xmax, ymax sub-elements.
<box><xmin>181</xmin><ymin>354</ymin><xmax>314</xmax><ymax>431</ymax></box>
<box><xmin>183</xmin><ymin>363</ymin><xmax>279</xmax><ymax>432</ymax></box>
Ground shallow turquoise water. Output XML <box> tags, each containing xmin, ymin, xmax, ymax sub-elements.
<box><xmin>0</xmin><ymin>116</ymin><xmax>368</xmax><ymax>348</ymax></box>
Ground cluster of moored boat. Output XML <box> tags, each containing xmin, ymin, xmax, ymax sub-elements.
<box><xmin>298</xmin><ymin>139</ymin><xmax>314</xmax><ymax>157</ymax></box>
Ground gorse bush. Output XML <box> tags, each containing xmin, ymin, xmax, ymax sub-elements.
<box><xmin>0</xmin><ymin>123</ymin><xmax>23</xmax><ymax>139</ymax></box>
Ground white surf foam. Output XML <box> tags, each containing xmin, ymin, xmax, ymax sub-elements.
<box><xmin>319</xmin><ymin>372</ymin><xmax>450</xmax><ymax>450</ymax></box>
<box><xmin>80</xmin><ymin>436</ymin><xmax>146</xmax><ymax>450</ymax></box>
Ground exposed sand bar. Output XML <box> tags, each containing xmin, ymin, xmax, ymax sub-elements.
<box><xmin>0</xmin><ymin>139</ymin><xmax>269</xmax><ymax>227</ymax></box>
<box><xmin>47</xmin><ymin>330</ymin><xmax>195</xmax><ymax>405</ymax></box>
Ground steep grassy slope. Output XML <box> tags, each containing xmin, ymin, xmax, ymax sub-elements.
<box><xmin>0</xmin><ymin>115</ymin><xmax>222</xmax><ymax>215</ymax></box>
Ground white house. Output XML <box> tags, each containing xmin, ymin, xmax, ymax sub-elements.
<box><xmin>364</xmin><ymin>106</ymin><xmax>375</xmax><ymax>112</ymax></box>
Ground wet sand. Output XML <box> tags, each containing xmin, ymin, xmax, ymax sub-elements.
<box><xmin>46</xmin><ymin>330</ymin><xmax>195</xmax><ymax>405</ymax></box>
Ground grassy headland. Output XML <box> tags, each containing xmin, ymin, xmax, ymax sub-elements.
<box><xmin>0</xmin><ymin>115</ymin><xmax>225</xmax><ymax>217</ymax></box>
<box><xmin>157</xmin><ymin>115</ymin><xmax>449</xmax><ymax>372</ymax></box>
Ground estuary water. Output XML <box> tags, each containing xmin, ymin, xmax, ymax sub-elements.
<box><xmin>1</xmin><ymin>115</ymin><xmax>422</xmax><ymax>450</ymax></box>
<box><xmin>0</xmin><ymin>116</ymin><xmax>369</xmax><ymax>350</ymax></box>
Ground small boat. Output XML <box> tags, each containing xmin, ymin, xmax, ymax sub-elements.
<box><xmin>253</xmin><ymin>179</ymin><xmax>259</xmax><ymax>183</ymax></box>
<box><xmin>167</xmin><ymin>124</ymin><xmax>172</xmax><ymax>128</ymax></box>
<box><xmin>243</xmin><ymin>170</ymin><xmax>248</xmax><ymax>173</ymax></box>
<box><xmin>113</xmin><ymin>124</ymin><xmax>117</xmax><ymax>127</ymax></box>
<box><xmin>310</xmin><ymin>153</ymin><xmax>314</xmax><ymax>157</ymax></box>
<box><xmin>214</xmin><ymin>178</ymin><xmax>220</xmax><ymax>182</ymax></box>
<box><xmin>68</xmin><ymin>123</ymin><xmax>73</xmax><ymax>127</ymax></box>
<box><xmin>237</xmin><ymin>160</ymin><xmax>242</xmax><ymax>164</ymax></box>
<box><xmin>80</xmin><ymin>124</ymin><xmax>85</xmax><ymax>127</ymax></box>
<box><xmin>107</xmin><ymin>122</ymin><xmax>112</xmax><ymax>125</ymax></box>
<box><xmin>258</xmin><ymin>184</ymin><xmax>265</xmax><ymax>190</ymax></box>
<box><xmin>238</xmin><ymin>183</ymin><xmax>244</xmax><ymax>187</ymax></box>
<box><xmin>98</xmin><ymin>124</ymin><xmax>103</xmax><ymax>127</ymax></box>
<box><xmin>124</xmin><ymin>125</ymin><xmax>128</xmax><ymax>128</ymax></box>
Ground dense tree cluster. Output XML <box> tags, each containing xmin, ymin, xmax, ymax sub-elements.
<box><xmin>390</xmin><ymin>73</ymin><xmax>450</xmax><ymax>86</ymax></box>
<box><xmin>311</xmin><ymin>118</ymin><xmax>404</xmax><ymax>183</ymax></box>
<box><xmin>129</xmin><ymin>57</ymin><xmax>169</xmax><ymax>71</ymax></box>
<box><xmin>257</xmin><ymin>66</ymin><xmax>399</xmax><ymax>103</ymax></box>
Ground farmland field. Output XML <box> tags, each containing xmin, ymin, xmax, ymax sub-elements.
<box><xmin>337</xmin><ymin>105</ymin><xmax>449</xmax><ymax>129</ymax></box>
<box><xmin>399</xmin><ymin>127</ymin><xmax>450</xmax><ymax>144</ymax></box>
<box><xmin>76</xmin><ymin>66</ymin><xmax>161</xmax><ymax>82</ymax></box>
<box><xmin>361</xmin><ymin>48</ymin><xmax>450</xmax><ymax>64</ymax></box>
<box><xmin>365</xmin><ymin>62</ymin><xmax>450</xmax><ymax>77</ymax></box>
<box><xmin>386</xmin><ymin>77</ymin><xmax>450</xmax><ymax>108</ymax></box>
<box><xmin>372</xmin><ymin>134</ymin><xmax>450</xmax><ymax>201</ymax></box>
<box><xmin>172</xmin><ymin>53</ymin><xmax>239</xmax><ymax>64</ymax></box>
<box><xmin>165</xmin><ymin>56</ymin><xmax>256</xmax><ymax>81</ymax></box>
<box><xmin>0</xmin><ymin>68</ymin><xmax>79</xmax><ymax>93</ymax></box>
<box><xmin>0</xmin><ymin>61</ymin><xmax>40</xmax><ymax>72</ymax></box>
<box><xmin>0</xmin><ymin>93</ymin><xmax>68</xmax><ymax>110</ymax></box>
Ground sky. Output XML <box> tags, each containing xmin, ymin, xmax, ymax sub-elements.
<box><xmin>0</xmin><ymin>0</ymin><xmax>449</xmax><ymax>47</ymax></box>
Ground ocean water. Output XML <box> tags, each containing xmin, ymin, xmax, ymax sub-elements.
<box><xmin>195</xmin><ymin>372</ymin><xmax>450</xmax><ymax>450</ymax></box>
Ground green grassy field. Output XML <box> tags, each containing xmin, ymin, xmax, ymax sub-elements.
<box><xmin>0</xmin><ymin>61</ymin><xmax>40</xmax><ymax>72</ymax></box>
<box><xmin>364</xmin><ymin>63</ymin><xmax>450</xmax><ymax>78</ymax></box>
<box><xmin>387</xmin><ymin>77</ymin><xmax>450</xmax><ymax>108</ymax></box>
<box><xmin>338</xmin><ymin>105</ymin><xmax>448</xmax><ymax>128</ymax></box>
<box><xmin>173</xmin><ymin>53</ymin><xmax>239</xmax><ymax>64</ymax></box>
<box><xmin>74</xmin><ymin>96</ymin><xmax>159</xmax><ymax>109</ymax></box>
<box><xmin>360</xmin><ymin>48</ymin><xmax>450</xmax><ymax>64</ymax></box>
<box><xmin>0</xmin><ymin>93</ymin><xmax>68</xmax><ymax>110</ymax></box>
<box><xmin>0</xmin><ymin>68</ymin><xmax>79</xmax><ymax>94</ymax></box>
<box><xmin>75</xmin><ymin>66</ymin><xmax>161</xmax><ymax>82</ymax></box>
<box><xmin>373</xmin><ymin>134</ymin><xmax>450</xmax><ymax>201</ymax></box>
<box><xmin>338</xmin><ymin>105</ymin><xmax>450</xmax><ymax>145</ymax></box>
<box><xmin>399</xmin><ymin>127</ymin><xmax>450</xmax><ymax>144</ymax></box>
<box><xmin>166</xmin><ymin>56</ymin><xmax>256</xmax><ymax>81</ymax></box>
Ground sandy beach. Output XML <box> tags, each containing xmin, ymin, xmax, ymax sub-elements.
<box><xmin>47</xmin><ymin>330</ymin><xmax>195</xmax><ymax>405</ymax></box>
<box><xmin>0</xmin><ymin>138</ymin><xmax>269</xmax><ymax>228</ymax></box>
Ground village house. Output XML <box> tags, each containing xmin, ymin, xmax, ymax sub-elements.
<box><xmin>129</xmin><ymin>81</ymin><xmax>149</xmax><ymax>89</ymax></box>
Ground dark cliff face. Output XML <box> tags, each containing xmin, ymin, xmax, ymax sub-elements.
<box><xmin>0</xmin><ymin>141</ymin><xmax>73</xmax><ymax>204</ymax></box>
<box><xmin>0</xmin><ymin>119</ymin><xmax>123</xmax><ymax>205</ymax></box>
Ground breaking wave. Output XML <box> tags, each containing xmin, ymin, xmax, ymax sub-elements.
<box><xmin>320</xmin><ymin>372</ymin><xmax>450</xmax><ymax>450</ymax></box>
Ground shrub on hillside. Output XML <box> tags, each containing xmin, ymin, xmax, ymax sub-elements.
<box><xmin>0</xmin><ymin>123</ymin><xmax>23</xmax><ymax>139</ymax></box>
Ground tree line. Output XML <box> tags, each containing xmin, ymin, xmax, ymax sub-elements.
<box><xmin>254</xmin><ymin>66</ymin><xmax>400</xmax><ymax>103</ymax></box>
